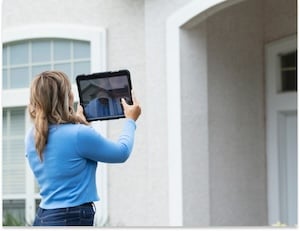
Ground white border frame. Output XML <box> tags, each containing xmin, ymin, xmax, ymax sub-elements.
<box><xmin>265</xmin><ymin>35</ymin><xmax>297</xmax><ymax>225</ymax></box>
<box><xmin>2</xmin><ymin>24</ymin><xmax>108</xmax><ymax>226</ymax></box>
<box><xmin>166</xmin><ymin>0</ymin><xmax>245</xmax><ymax>226</ymax></box>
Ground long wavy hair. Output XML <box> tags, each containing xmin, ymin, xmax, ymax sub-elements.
<box><xmin>28</xmin><ymin>71</ymin><xmax>88</xmax><ymax>161</ymax></box>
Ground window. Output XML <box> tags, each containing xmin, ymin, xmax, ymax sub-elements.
<box><xmin>2</xmin><ymin>108</ymin><xmax>26</xmax><ymax>195</ymax></box>
<box><xmin>2</xmin><ymin>25</ymin><xmax>106</xmax><ymax>226</ymax></box>
<box><xmin>2</xmin><ymin>108</ymin><xmax>27</xmax><ymax>225</ymax></box>
<box><xmin>280</xmin><ymin>51</ymin><xmax>297</xmax><ymax>92</ymax></box>
<box><xmin>3</xmin><ymin>200</ymin><xmax>26</xmax><ymax>226</ymax></box>
<box><xmin>3</xmin><ymin>39</ymin><xmax>90</xmax><ymax>89</ymax></box>
<box><xmin>2</xmin><ymin>38</ymin><xmax>91</xmax><ymax>225</ymax></box>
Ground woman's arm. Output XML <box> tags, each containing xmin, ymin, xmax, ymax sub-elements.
<box><xmin>76</xmin><ymin>90</ymin><xmax>141</xmax><ymax>163</ymax></box>
<box><xmin>76</xmin><ymin>119</ymin><xmax>136</xmax><ymax>163</ymax></box>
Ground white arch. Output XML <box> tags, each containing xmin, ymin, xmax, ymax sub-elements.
<box><xmin>166</xmin><ymin>0</ymin><xmax>245</xmax><ymax>226</ymax></box>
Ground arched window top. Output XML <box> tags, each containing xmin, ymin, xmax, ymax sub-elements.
<box><xmin>3</xmin><ymin>38</ymin><xmax>91</xmax><ymax>89</ymax></box>
<box><xmin>2</xmin><ymin>24</ymin><xmax>106</xmax><ymax>75</ymax></box>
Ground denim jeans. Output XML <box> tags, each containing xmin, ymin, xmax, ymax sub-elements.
<box><xmin>33</xmin><ymin>202</ymin><xmax>95</xmax><ymax>226</ymax></box>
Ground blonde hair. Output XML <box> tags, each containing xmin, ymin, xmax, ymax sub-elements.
<box><xmin>28</xmin><ymin>71</ymin><xmax>88</xmax><ymax>161</ymax></box>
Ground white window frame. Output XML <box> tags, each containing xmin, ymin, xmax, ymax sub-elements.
<box><xmin>2</xmin><ymin>24</ymin><xmax>108</xmax><ymax>226</ymax></box>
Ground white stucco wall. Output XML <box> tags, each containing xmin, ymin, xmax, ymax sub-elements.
<box><xmin>143</xmin><ymin>0</ymin><xmax>196</xmax><ymax>225</ymax></box>
<box><xmin>179</xmin><ymin>0</ymin><xmax>267</xmax><ymax>225</ymax></box>
<box><xmin>2</xmin><ymin>0</ymin><xmax>149</xmax><ymax>226</ymax></box>
<box><xmin>206</xmin><ymin>0</ymin><xmax>267</xmax><ymax>225</ymax></box>
<box><xmin>2</xmin><ymin>0</ymin><xmax>296</xmax><ymax>227</ymax></box>
<box><xmin>206</xmin><ymin>0</ymin><xmax>296</xmax><ymax>225</ymax></box>
<box><xmin>2</xmin><ymin>0</ymin><xmax>196</xmax><ymax>226</ymax></box>
<box><xmin>178</xmin><ymin>0</ymin><xmax>296</xmax><ymax>226</ymax></box>
<box><xmin>180</xmin><ymin>23</ymin><xmax>210</xmax><ymax>226</ymax></box>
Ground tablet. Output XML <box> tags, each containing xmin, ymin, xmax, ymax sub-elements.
<box><xmin>76</xmin><ymin>70</ymin><xmax>132</xmax><ymax>121</ymax></box>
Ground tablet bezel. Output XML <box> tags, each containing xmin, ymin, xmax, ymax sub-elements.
<box><xmin>76</xmin><ymin>70</ymin><xmax>132</xmax><ymax>121</ymax></box>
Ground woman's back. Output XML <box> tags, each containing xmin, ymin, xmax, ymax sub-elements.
<box><xmin>26</xmin><ymin>123</ymin><xmax>98</xmax><ymax>209</ymax></box>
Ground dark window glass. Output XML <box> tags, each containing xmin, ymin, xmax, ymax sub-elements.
<box><xmin>281</xmin><ymin>51</ymin><xmax>297</xmax><ymax>92</ymax></box>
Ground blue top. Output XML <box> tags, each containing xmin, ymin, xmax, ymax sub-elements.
<box><xmin>25</xmin><ymin>119</ymin><xmax>136</xmax><ymax>209</ymax></box>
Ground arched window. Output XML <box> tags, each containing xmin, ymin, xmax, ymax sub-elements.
<box><xmin>3</xmin><ymin>38</ymin><xmax>90</xmax><ymax>89</ymax></box>
<box><xmin>2</xmin><ymin>25</ymin><xmax>107</xmax><ymax>226</ymax></box>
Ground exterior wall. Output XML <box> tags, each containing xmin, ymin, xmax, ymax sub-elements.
<box><xmin>180</xmin><ymin>23</ymin><xmax>210</xmax><ymax>225</ymax></box>
<box><xmin>1</xmin><ymin>0</ymin><xmax>195</xmax><ymax>226</ymax></box>
<box><xmin>179</xmin><ymin>0</ymin><xmax>267</xmax><ymax>225</ymax></box>
<box><xmin>177</xmin><ymin>0</ymin><xmax>296</xmax><ymax>226</ymax></box>
<box><xmin>264</xmin><ymin>0</ymin><xmax>297</xmax><ymax>43</ymax></box>
<box><xmin>206</xmin><ymin>0</ymin><xmax>296</xmax><ymax>225</ymax></box>
<box><xmin>144</xmin><ymin>0</ymin><xmax>195</xmax><ymax>225</ymax></box>
<box><xmin>2</xmin><ymin>0</ymin><xmax>297</xmax><ymax>227</ymax></box>
<box><xmin>2</xmin><ymin>0</ymin><xmax>149</xmax><ymax>226</ymax></box>
<box><xmin>207</xmin><ymin>0</ymin><xmax>267</xmax><ymax>225</ymax></box>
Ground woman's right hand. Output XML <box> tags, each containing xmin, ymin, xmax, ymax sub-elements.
<box><xmin>121</xmin><ymin>91</ymin><xmax>141</xmax><ymax>121</ymax></box>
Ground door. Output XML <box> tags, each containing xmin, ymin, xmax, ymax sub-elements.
<box><xmin>278</xmin><ymin>112</ymin><xmax>297</xmax><ymax>225</ymax></box>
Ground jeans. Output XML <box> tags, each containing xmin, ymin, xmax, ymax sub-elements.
<box><xmin>33</xmin><ymin>202</ymin><xmax>95</xmax><ymax>226</ymax></box>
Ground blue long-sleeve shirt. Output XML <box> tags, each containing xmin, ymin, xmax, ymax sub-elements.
<box><xmin>25</xmin><ymin>119</ymin><xmax>136</xmax><ymax>209</ymax></box>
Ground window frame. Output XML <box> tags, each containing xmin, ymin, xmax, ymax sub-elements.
<box><xmin>2</xmin><ymin>24</ymin><xmax>108</xmax><ymax>226</ymax></box>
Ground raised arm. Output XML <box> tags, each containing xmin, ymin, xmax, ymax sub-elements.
<box><xmin>76</xmin><ymin>119</ymin><xmax>136</xmax><ymax>163</ymax></box>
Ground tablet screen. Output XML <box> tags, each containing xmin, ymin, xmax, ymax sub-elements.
<box><xmin>76</xmin><ymin>70</ymin><xmax>132</xmax><ymax>121</ymax></box>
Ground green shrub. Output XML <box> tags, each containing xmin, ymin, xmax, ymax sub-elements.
<box><xmin>3</xmin><ymin>212</ymin><xmax>25</xmax><ymax>226</ymax></box>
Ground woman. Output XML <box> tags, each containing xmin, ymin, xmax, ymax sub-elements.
<box><xmin>25</xmin><ymin>70</ymin><xmax>141</xmax><ymax>226</ymax></box>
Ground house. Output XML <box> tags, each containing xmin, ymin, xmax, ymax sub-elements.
<box><xmin>1</xmin><ymin>0</ymin><xmax>297</xmax><ymax>227</ymax></box>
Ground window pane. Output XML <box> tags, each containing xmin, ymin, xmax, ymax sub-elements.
<box><xmin>3</xmin><ymin>200</ymin><xmax>26</xmax><ymax>226</ymax></box>
<box><xmin>2</xmin><ymin>140</ymin><xmax>8</xmax><ymax>158</ymax></box>
<box><xmin>4</xmin><ymin>39</ymin><xmax>91</xmax><ymax>90</ymax></box>
<box><xmin>3</xmin><ymin>110</ymin><xmax>8</xmax><ymax>136</ymax></box>
<box><xmin>3</xmin><ymin>45</ymin><xmax>7</xmax><ymax>66</ymax></box>
<box><xmin>282</xmin><ymin>70</ymin><xmax>297</xmax><ymax>91</ymax></box>
<box><xmin>3</xmin><ymin>68</ymin><xmax>8</xmax><ymax>89</ymax></box>
<box><xmin>74</xmin><ymin>41</ymin><xmax>90</xmax><ymax>59</ymax></box>
<box><xmin>32</xmin><ymin>40</ymin><xmax>51</xmax><ymax>63</ymax></box>
<box><xmin>54</xmin><ymin>63</ymin><xmax>71</xmax><ymax>80</ymax></box>
<box><xmin>3</xmin><ymin>142</ymin><xmax>25</xmax><ymax>194</ymax></box>
<box><xmin>10</xmin><ymin>67</ymin><xmax>29</xmax><ymax>88</ymax></box>
<box><xmin>35</xmin><ymin>199</ymin><xmax>41</xmax><ymax>210</ymax></box>
<box><xmin>281</xmin><ymin>51</ymin><xmax>297</xmax><ymax>68</ymax></box>
<box><xmin>54</xmin><ymin>39</ymin><xmax>71</xmax><ymax>60</ymax></box>
<box><xmin>10</xmin><ymin>108</ymin><xmax>25</xmax><ymax>135</ymax></box>
<box><xmin>10</xmin><ymin>43</ymin><xmax>28</xmax><ymax>65</ymax></box>
<box><xmin>2</xmin><ymin>108</ymin><xmax>26</xmax><ymax>195</ymax></box>
<box><xmin>34</xmin><ymin>180</ymin><xmax>40</xmax><ymax>194</ymax></box>
<box><xmin>74</xmin><ymin>61</ymin><xmax>90</xmax><ymax>78</ymax></box>
<box><xmin>32</xmin><ymin>64</ymin><xmax>52</xmax><ymax>80</ymax></box>
<box><xmin>281</xmin><ymin>51</ymin><xmax>297</xmax><ymax>92</ymax></box>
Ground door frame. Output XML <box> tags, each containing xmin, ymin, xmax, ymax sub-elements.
<box><xmin>265</xmin><ymin>35</ymin><xmax>297</xmax><ymax>225</ymax></box>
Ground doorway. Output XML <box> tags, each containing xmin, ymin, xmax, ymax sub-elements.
<box><xmin>266</xmin><ymin>35</ymin><xmax>297</xmax><ymax>226</ymax></box>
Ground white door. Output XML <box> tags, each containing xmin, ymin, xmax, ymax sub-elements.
<box><xmin>278</xmin><ymin>112</ymin><xmax>297</xmax><ymax>225</ymax></box>
<box><xmin>266</xmin><ymin>35</ymin><xmax>297</xmax><ymax>226</ymax></box>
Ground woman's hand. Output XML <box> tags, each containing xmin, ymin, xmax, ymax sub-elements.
<box><xmin>121</xmin><ymin>91</ymin><xmax>141</xmax><ymax>121</ymax></box>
